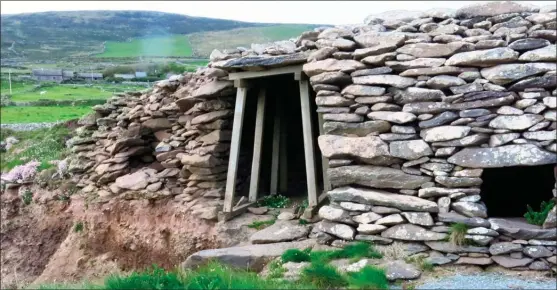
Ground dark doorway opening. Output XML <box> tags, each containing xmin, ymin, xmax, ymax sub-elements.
<box><xmin>480</xmin><ymin>164</ymin><xmax>555</xmax><ymax>217</ymax></box>
<box><xmin>236</xmin><ymin>74</ymin><xmax>324</xmax><ymax>203</ymax></box>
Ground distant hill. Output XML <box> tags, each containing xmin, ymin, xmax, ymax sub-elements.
<box><xmin>0</xmin><ymin>10</ymin><xmax>321</xmax><ymax>61</ymax></box>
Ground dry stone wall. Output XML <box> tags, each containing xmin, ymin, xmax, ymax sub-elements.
<box><xmin>209</xmin><ymin>1</ymin><xmax>557</xmax><ymax>271</ymax></box>
<box><xmin>68</xmin><ymin>69</ymin><xmax>250</xmax><ymax>220</ymax></box>
<box><xmin>67</xmin><ymin>0</ymin><xmax>556</xmax><ymax>271</ymax></box>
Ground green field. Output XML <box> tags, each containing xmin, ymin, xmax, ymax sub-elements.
<box><xmin>1</xmin><ymin>80</ymin><xmax>147</xmax><ymax>102</ymax></box>
<box><xmin>0</xmin><ymin>106</ymin><xmax>92</xmax><ymax>123</ymax></box>
<box><xmin>97</xmin><ymin>35</ymin><xmax>193</xmax><ymax>58</ymax></box>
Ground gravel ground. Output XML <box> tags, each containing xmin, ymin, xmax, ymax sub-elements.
<box><xmin>0</xmin><ymin>122</ymin><xmax>62</xmax><ymax>131</ymax></box>
<box><xmin>395</xmin><ymin>273</ymin><xmax>557</xmax><ymax>289</ymax></box>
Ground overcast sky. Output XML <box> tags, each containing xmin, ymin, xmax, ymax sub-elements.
<box><xmin>1</xmin><ymin>1</ymin><xmax>554</xmax><ymax>25</ymax></box>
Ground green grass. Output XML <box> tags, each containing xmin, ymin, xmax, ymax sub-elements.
<box><xmin>1</xmin><ymin>79</ymin><xmax>36</xmax><ymax>94</ymax></box>
<box><xmin>345</xmin><ymin>266</ymin><xmax>389</xmax><ymax>290</ymax></box>
<box><xmin>281</xmin><ymin>248</ymin><xmax>312</xmax><ymax>263</ymax></box>
<box><xmin>98</xmin><ymin>35</ymin><xmax>193</xmax><ymax>58</ymax></box>
<box><xmin>257</xmin><ymin>194</ymin><xmax>290</xmax><ymax>208</ymax></box>
<box><xmin>525</xmin><ymin>200</ymin><xmax>555</xmax><ymax>226</ymax></box>
<box><xmin>74</xmin><ymin>221</ymin><xmax>84</xmax><ymax>233</ymax></box>
<box><xmin>247</xmin><ymin>219</ymin><xmax>276</xmax><ymax>230</ymax></box>
<box><xmin>0</xmin><ymin>106</ymin><xmax>91</xmax><ymax>123</ymax></box>
<box><xmin>299</xmin><ymin>262</ymin><xmax>347</xmax><ymax>288</ymax></box>
<box><xmin>0</xmin><ymin>124</ymin><xmax>72</xmax><ymax>171</ymax></box>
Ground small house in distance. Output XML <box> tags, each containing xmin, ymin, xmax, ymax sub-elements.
<box><xmin>135</xmin><ymin>71</ymin><xmax>147</xmax><ymax>78</ymax></box>
<box><xmin>114</xmin><ymin>73</ymin><xmax>135</xmax><ymax>80</ymax></box>
<box><xmin>32</xmin><ymin>69</ymin><xmax>73</xmax><ymax>82</ymax></box>
<box><xmin>77</xmin><ymin>72</ymin><xmax>103</xmax><ymax>81</ymax></box>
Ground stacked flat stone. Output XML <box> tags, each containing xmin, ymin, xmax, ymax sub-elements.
<box><xmin>67</xmin><ymin>68</ymin><xmax>245</xmax><ymax>220</ymax></box>
<box><xmin>298</xmin><ymin>2</ymin><xmax>556</xmax><ymax>271</ymax></box>
<box><xmin>207</xmin><ymin>1</ymin><xmax>557</xmax><ymax>271</ymax></box>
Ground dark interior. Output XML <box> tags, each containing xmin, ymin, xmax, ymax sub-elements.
<box><xmin>480</xmin><ymin>164</ymin><xmax>555</xmax><ymax>217</ymax></box>
<box><xmin>237</xmin><ymin>74</ymin><xmax>323</xmax><ymax>199</ymax></box>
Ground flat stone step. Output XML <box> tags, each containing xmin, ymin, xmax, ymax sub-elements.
<box><xmin>249</xmin><ymin>220</ymin><xmax>311</xmax><ymax>244</ymax></box>
<box><xmin>182</xmin><ymin>239</ymin><xmax>317</xmax><ymax>271</ymax></box>
<box><xmin>490</xmin><ymin>218</ymin><xmax>557</xmax><ymax>240</ymax></box>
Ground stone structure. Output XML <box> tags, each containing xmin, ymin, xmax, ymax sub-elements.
<box><xmin>68</xmin><ymin>1</ymin><xmax>556</xmax><ymax>271</ymax></box>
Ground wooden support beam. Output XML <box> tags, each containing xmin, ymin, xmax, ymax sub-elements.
<box><xmin>279</xmin><ymin>118</ymin><xmax>288</xmax><ymax>193</ymax></box>
<box><xmin>317</xmin><ymin>113</ymin><xmax>331</xmax><ymax>192</ymax></box>
<box><xmin>218</xmin><ymin>201</ymin><xmax>257</xmax><ymax>222</ymax></box>
<box><xmin>228</xmin><ymin>65</ymin><xmax>303</xmax><ymax>80</ymax></box>
<box><xmin>248</xmin><ymin>87</ymin><xmax>267</xmax><ymax>202</ymax></box>
<box><xmin>270</xmin><ymin>96</ymin><xmax>281</xmax><ymax>195</ymax></box>
<box><xmin>298</xmin><ymin>78</ymin><xmax>319</xmax><ymax>208</ymax></box>
<box><xmin>223</xmin><ymin>86</ymin><xmax>248</xmax><ymax>213</ymax></box>
<box><xmin>302</xmin><ymin>192</ymin><xmax>329</xmax><ymax>219</ymax></box>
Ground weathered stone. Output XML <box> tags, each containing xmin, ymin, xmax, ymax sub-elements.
<box><xmin>354</xmin><ymin>235</ymin><xmax>393</xmax><ymax>245</ymax></box>
<box><xmin>519</xmin><ymin>45</ymin><xmax>557</xmax><ymax>62</ymax></box>
<box><xmin>492</xmin><ymin>256</ymin><xmax>533</xmax><ymax>268</ymax></box>
<box><xmin>355</xmin><ymin>96</ymin><xmax>392</xmax><ymax>105</ymax></box>
<box><xmin>114</xmin><ymin>171</ymin><xmax>149</xmax><ymax>190</ymax></box>
<box><xmin>191</xmin><ymin>110</ymin><xmax>233</xmax><ymax>125</ymax></box>
<box><xmin>323</xmin><ymin>121</ymin><xmax>391</xmax><ymax>136</ymax></box>
<box><xmin>392</xmin><ymin>87</ymin><xmax>445</xmax><ymax>105</ymax></box>
<box><xmin>480</xmin><ymin>63</ymin><xmax>556</xmax><ymax>85</ymax></box>
<box><xmin>455</xmin><ymin>257</ymin><xmax>493</xmax><ymax>265</ymax></box>
<box><xmin>143</xmin><ymin>118</ymin><xmax>172</xmax><ymax>131</ymax></box>
<box><xmin>490</xmin><ymin>218</ymin><xmax>557</xmax><ymax>240</ymax></box>
<box><xmin>437</xmin><ymin>212</ymin><xmax>491</xmax><ymax>228</ymax></box>
<box><xmin>432</xmin><ymin>133</ymin><xmax>489</xmax><ymax>147</ymax></box>
<box><xmin>467</xmin><ymin>227</ymin><xmax>499</xmax><ymax>237</ymax></box>
<box><xmin>318</xmin><ymin>135</ymin><xmax>394</xmax><ymax>165</ymax></box>
<box><xmin>353</xmin><ymin>44</ymin><xmax>398</xmax><ymax>59</ymax></box>
<box><xmin>307</xmin><ymin>47</ymin><xmax>338</xmax><ymax>62</ymax></box>
<box><xmin>341</xmin><ymin>85</ymin><xmax>385</xmax><ymax>97</ymax></box>
<box><xmin>354</xmin><ymin>33</ymin><xmax>407</xmax><ymax>48</ymax></box>
<box><xmin>396</xmin><ymin>42</ymin><xmax>467</xmax><ymax>58</ymax></box>
<box><xmin>382</xmin><ymin>261</ymin><xmax>421</xmax><ymax>281</ymax></box>
<box><xmin>497</xmin><ymin>106</ymin><xmax>524</xmax><ymax>115</ymax></box>
<box><xmin>361</xmin><ymin>52</ymin><xmax>397</xmax><ymax>65</ymax></box>
<box><xmin>323</xmin><ymin>113</ymin><xmax>364</xmax><ymax>123</ymax></box>
<box><xmin>375</xmin><ymin>214</ymin><xmax>405</xmax><ymax>226</ymax></box>
<box><xmin>328</xmin><ymin>186</ymin><xmax>438</xmax><ymax>212</ymax></box>
<box><xmin>452</xmin><ymin>201</ymin><xmax>488</xmax><ymax>218</ymax></box>
<box><xmin>489</xmin><ymin>133</ymin><xmax>521</xmax><ymax>147</ymax></box>
<box><xmin>329</xmin><ymin>166</ymin><xmax>433</xmax><ymax>190</ymax></box>
<box><xmin>250</xmin><ymin>221</ymin><xmax>311</xmax><ymax>244</ymax></box>
<box><xmin>340</xmin><ymin>202</ymin><xmax>371</xmax><ymax>212</ymax></box>
<box><xmin>436</xmin><ymin>176</ymin><xmax>483</xmax><ymax>188</ymax></box>
<box><xmin>400</xmin><ymin>66</ymin><xmax>477</xmax><ymax>77</ymax></box>
<box><xmin>401</xmin><ymin>212</ymin><xmax>434</xmax><ymax>226</ymax></box>
<box><xmin>403</xmin><ymin>95</ymin><xmax>515</xmax><ymax>115</ymax></box>
<box><xmin>543</xmin><ymin>206</ymin><xmax>556</xmax><ymax>229</ymax></box>
<box><xmin>389</xmin><ymin>140</ymin><xmax>433</xmax><ymax>160</ymax></box>
<box><xmin>455</xmin><ymin>2</ymin><xmax>539</xmax><ymax>19</ymax></box>
<box><xmin>309</xmin><ymin>72</ymin><xmax>351</xmax><ymax>85</ymax></box>
<box><xmin>386</xmin><ymin>58</ymin><xmax>446</xmax><ymax>71</ymax></box>
<box><xmin>523</xmin><ymin>246</ymin><xmax>553</xmax><ymax>259</ymax></box>
<box><xmin>446</xmin><ymin>47</ymin><xmax>519</xmax><ymax>67</ymax></box>
<box><xmin>420</xmin><ymin>126</ymin><xmax>470</xmax><ymax>142</ymax></box>
<box><xmin>426</xmin><ymin>75</ymin><xmax>466</xmax><ymax>89</ymax></box>
<box><xmin>419</xmin><ymin>112</ymin><xmax>459</xmax><ymax>128</ymax></box>
<box><xmin>381</xmin><ymin>224</ymin><xmax>446</xmax><ymax>241</ymax></box>
<box><xmin>448</xmin><ymin>144</ymin><xmax>557</xmax><ymax>168</ymax></box>
<box><xmin>372</xmin><ymin>206</ymin><xmax>401</xmax><ymax>215</ymax></box>
<box><xmin>509</xmin><ymin>73</ymin><xmax>557</xmax><ymax>91</ymax></box>
<box><xmin>192</xmin><ymin>80</ymin><xmax>235</xmax><ymax>98</ymax></box>
<box><xmin>303</xmin><ymin>59</ymin><xmax>366</xmax><ymax>77</ymax></box>
<box><xmin>523</xmin><ymin>130</ymin><xmax>557</xmax><ymax>141</ymax></box>
<box><xmin>316</xmin><ymin>221</ymin><xmax>355</xmax><ymax>240</ymax></box>
<box><xmin>351</xmin><ymin>67</ymin><xmax>393</xmax><ymax>77</ymax></box>
<box><xmin>352</xmin><ymin>212</ymin><xmax>382</xmax><ymax>224</ymax></box>
<box><xmin>425</xmin><ymin>241</ymin><xmax>489</xmax><ymax>254</ymax></box>
<box><xmin>357</xmin><ymin>224</ymin><xmax>387</xmax><ymax>235</ymax></box>
<box><xmin>509</xmin><ymin>38</ymin><xmax>550</xmax><ymax>51</ymax></box>
<box><xmin>353</xmin><ymin>75</ymin><xmax>417</xmax><ymax>89</ymax></box>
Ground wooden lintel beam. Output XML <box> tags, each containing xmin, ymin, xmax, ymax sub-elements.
<box><xmin>229</xmin><ymin>65</ymin><xmax>303</xmax><ymax>80</ymax></box>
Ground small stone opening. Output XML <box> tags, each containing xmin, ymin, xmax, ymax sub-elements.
<box><xmin>480</xmin><ymin>164</ymin><xmax>556</xmax><ymax>218</ymax></box>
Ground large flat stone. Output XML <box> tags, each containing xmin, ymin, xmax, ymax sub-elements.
<box><xmin>492</xmin><ymin>256</ymin><xmax>533</xmax><ymax>268</ymax></box>
<box><xmin>214</xmin><ymin>52</ymin><xmax>308</xmax><ymax>70</ymax></box>
<box><xmin>182</xmin><ymin>239</ymin><xmax>317</xmax><ymax>271</ymax></box>
<box><xmin>328</xmin><ymin>166</ymin><xmax>432</xmax><ymax>190</ymax></box>
<box><xmin>437</xmin><ymin>212</ymin><xmax>491</xmax><ymax>228</ymax></box>
<box><xmin>322</xmin><ymin>121</ymin><xmax>391</xmax><ymax>136</ymax></box>
<box><xmin>480</xmin><ymin>63</ymin><xmax>556</xmax><ymax>85</ymax></box>
<box><xmin>421</xmin><ymin>126</ymin><xmax>470</xmax><ymax>142</ymax></box>
<box><xmin>353</xmin><ymin>75</ymin><xmax>417</xmax><ymax>89</ymax></box>
<box><xmin>318</xmin><ymin>135</ymin><xmax>395</xmax><ymax>165</ymax></box>
<box><xmin>403</xmin><ymin>95</ymin><xmax>515</xmax><ymax>114</ymax></box>
<box><xmin>328</xmin><ymin>186</ymin><xmax>439</xmax><ymax>212</ymax></box>
<box><xmin>303</xmin><ymin>59</ymin><xmax>366</xmax><ymax>77</ymax></box>
<box><xmin>448</xmin><ymin>144</ymin><xmax>557</xmax><ymax>168</ymax></box>
<box><xmin>489</xmin><ymin>114</ymin><xmax>544</xmax><ymax>130</ymax></box>
<box><xmin>446</xmin><ymin>47</ymin><xmax>519</xmax><ymax>67</ymax></box>
<box><xmin>191</xmin><ymin>80</ymin><xmax>235</xmax><ymax>99</ymax></box>
<box><xmin>392</xmin><ymin>87</ymin><xmax>445</xmax><ymax>104</ymax></box>
<box><xmin>455</xmin><ymin>1</ymin><xmax>539</xmax><ymax>18</ymax></box>
<box><xmin>389</xmin><ymin>140</ymin><xmax>433</xmax><ymax>160</ymax></box>
<box><xmin>489</xmin><ymin>218</ymin><xmax>557</xmax><ymax>240</ymax></box>
<box><xmin>381</xmin><ymin>224</ymin><xmax>447</xmax><ymax>241</ymax></box>
<box><xmin>396</xmin><ymin>42</ymin><xmax>466</xmax><ymax>58</ymax></box>
<box><xmin>367</xmin><ymin>111</ymin><xmax>417</xmax><ymax>124</ymax></box>
<box><xmin>425</xmin><ymin>241</ymin><xmax>489</xmax><ymax>254</ymax></box>
<box><xmin>249</xmin><ymin>221</ymin><xmax>311</xmax><ymax>244</ymax></box>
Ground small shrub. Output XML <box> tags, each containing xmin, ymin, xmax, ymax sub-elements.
<box><xmin>21</xmin><ymin>188</ymin><xmax>33</xmax><ymax>205</ymax></box>
<box><xmin>74</xmin><ymin>221</ymin><xmax>84</xmax><ymax>233</ymax></box>
<box><xmin>266</xmin><ymin>259</ymin><xmax>286</xmax><ymax>279</ymax></box>
<box><xmin>247</xmin><ymin>219</ymin><xmax>276</xmax><ymax>230</ymax></box>
<box><xmin>281</xmin><ymin>248</ymin><xmax>311</xmax><ymax>263</ymax></box>
<box><xmin>300</xmin><ymin>262</ymin><xmax>347</xmax><ymax>289</ymax></box>
<box><xmin>257</xmin><ymin>194</ymin><xmax>290</xmax><ymax>209</ymax></box>
<box><xmin>525</xmin><ymin>200</ymin><xmax>555</xmax><ymax>226</ymax></box>
<box><xmin>449</xmin><ymin>223</ymin><xmax>468</xmax><ymax>246</ymax></box>
<box><xmin>345</xmin><ymin>265</ymin><xmax>388</xmax><ymax>290</ymax></box>
<box><xmin>298</xmin><ymin>219</ymin><xmax>308</xmax><ymax>225</ymax></box>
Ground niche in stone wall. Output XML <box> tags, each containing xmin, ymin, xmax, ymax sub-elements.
<box><xmin>480</xmin><ymin>164</ymin><xmax>556</xmax><ymax>218</ymax></box>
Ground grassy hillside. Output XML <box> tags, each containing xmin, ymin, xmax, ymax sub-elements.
<box><xmin>1</xmin><ymin>10</ymin><xmax>321</xmax><ymax>60</ymax></box>
<box><xmin>188</xmin><ymin>24</ymin><xmax>316</xmax><ymax>56</ymax></box>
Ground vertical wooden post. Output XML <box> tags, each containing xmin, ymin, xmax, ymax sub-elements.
<box><xmin>279</xmin><ymin>120</ymin><xmax>288</xmax><ymax>193</ymax></box>
<box><xmin>317</xmin><ymin>113</ymin><xmax>331</xmax><ymax>192</ymax></box>
<box><xmin>297</xmin><ymin>75</ymin><xmax>318</xmax><ymax>208</ymax></box>
<box><xmin>270</xmin><ymin>96</ymin><xmax>281</xmax><ymax>195</ymax></box>
<box><xmin>224</xmin><ymin>81</ymin><xmax>248</xmax><ymax>213</ymax></box>
<box><xmin>248</xmin><ymin>87</ymin><xmax>267</xmax><ymax>202</ymax></box>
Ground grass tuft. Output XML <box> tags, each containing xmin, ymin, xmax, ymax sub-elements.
<box><xmin>247</xmin><ymin>219</ymin><xmax>276</xmax><ymax>230</ymax></box>
<box><xmin>74</xmin><ymin>221</ymin><xmax>84</xmax><ymax>233</ymax></box>
<box><xmin>299</xmin><ymin>262</ymin><xmax>347</xmax><ymax>289</ymax></box>
<box><xmin>345</xmin><ymin>265</ymin><xmax>389</xmax><ymax>290</ymax></box>
<box><xmin>104</xmin><ymin>265</ymin><xmax>183</xmax><ymax>290</ymax></box>
<box><xmin>525</xmin><ymin>200</ymin><xmax>555</xmax><ymax>226</ymax></box>
<box><xmin>449</xmin><ymin>223</ymin><xmax>468</xmax><ymax>246</ymax></box>
<box><xmin>281</xmin><ymin>248</ymin><xmax>311</xmax><ymax>263</ymax></box>
<box><xmin>310</xmin><ymin>242</ymin><xmax>383</xmax><ymax>263</ymax></box>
